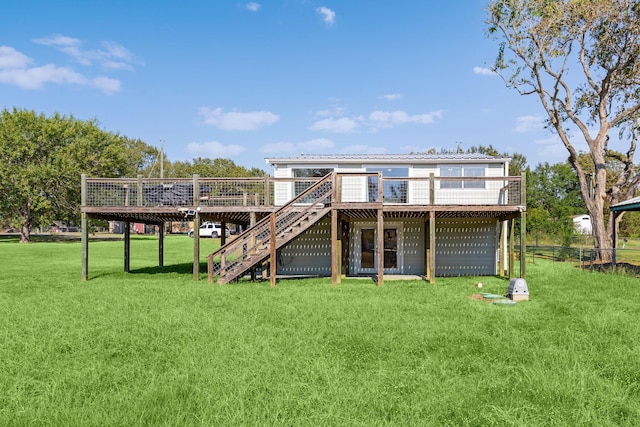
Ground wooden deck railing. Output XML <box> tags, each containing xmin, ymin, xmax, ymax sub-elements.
<box><xmin>82</xmin><ymin>173</ymin><xmax>525</xmax><ymax>207</ymax></box>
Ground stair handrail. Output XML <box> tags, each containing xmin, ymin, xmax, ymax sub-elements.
<box><xmin>207</xmin><ymin>172</ymin><xmax>335</xmax><ymax>283</ymax></box>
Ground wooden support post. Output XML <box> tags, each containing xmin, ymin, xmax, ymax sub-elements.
<box><xmin>136</xmin><ymin>174</ymin><xmax>143</xmax><ymax>206</ymax></box>
<box><xmin>81</xmin><ymin>174</ymin><xmax>89</xmax><ymax>281</ymax></box>
<box><xmin>124</xmin><ymin>222</ymin><xmax>130</xmax><ymax>273</ymax></box>
<box><xmin>429</xmin><ymin>173</ymin><xmax>435</xmax><ymax>205</ymax></box>
<box><xmin>158</xmin><ymin>222</ymin><xmax>164</xmax><ymax>269</ymax></box>
<box><xmin>193</xmin><ymin>213</ymin><xmax>200</xmax><ymax>281</ymax></box>
<box><xmin>520</xmin><ymin>172</ymin><xmax>526</xmax><ymax>278</ymax></box>
<box><xmin>264</xmin><ymin>175</ymin><xmax>271</xmax><ymax>206</ymax></box>
<box><xmin>250</xmin><ymin>212</ymin><xmax>257</xmax><ymax>281</ymax></box>
<box><xmin>424</xmin><ymin>215</ymin><xmax>429</xmax><ymax>281</ymax></box>
<box><xmin>429</xmin><ymin>211</ymin><xmax>436</xmax><ymax>284</ymax></box>
<box><xmin>220</xmin><ymin>221</ymin><xmax>226</xmax><ymax>246</ymax></box>
<box><xmin>270</xmin><ymin>214</ymin><xmax>277</xmax><ymax>287</ymax></box>
<box><xmin>498</xmin><ymin>221</ymin><xmax>506</xmax><ymax>277</ymax></box>
<box><xmin>377</xmin><ymin>208</ymin><xmax>384</xmax><ymax>286</ymax></box>
<box><xmin>193</xmin><ymin>174</ymin><xmax>200</xmax><ymax>281</ymax></box>
<box><xmin>331</xmin><ymin>209</ymin><xmax>340</xmax><ymax>285</ymax></box>
<box><xmin>508</xmin><ymin>219</ymin><xmax>515</xmax><ymax>278</ymax></box>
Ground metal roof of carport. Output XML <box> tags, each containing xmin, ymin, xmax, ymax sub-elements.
<box><xmin>610</xmin><ymin>196</ymin><xmax>640</xmax><ymax>212</ymax></box>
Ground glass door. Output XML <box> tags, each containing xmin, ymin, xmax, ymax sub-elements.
<box><xmin>358</xmin><ymin>224</ymin><xmax>402</xmax><ymax>273</ymax></box>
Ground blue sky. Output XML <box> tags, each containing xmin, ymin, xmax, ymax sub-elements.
<box><xmin>0</xmin><ymin>0</ymin><xmax>572</xmax><ymax>172</ymax></box>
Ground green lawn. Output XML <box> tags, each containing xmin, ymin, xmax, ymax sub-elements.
<box><xmin>1</xmin><ymin>235</ymin><xmax>639</xmax><ymax>426</ymax></box>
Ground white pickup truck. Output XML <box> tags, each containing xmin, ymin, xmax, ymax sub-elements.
<box><xmin>188</xmin><ymin>222</ymin><xmax>229</xmax><ymax>238</ymax></box>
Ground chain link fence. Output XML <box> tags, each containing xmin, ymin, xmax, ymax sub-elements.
<box><xmin>525</xmin><ymin>245</ymin><xmax>640</xmax><ymax>275</ymax></box>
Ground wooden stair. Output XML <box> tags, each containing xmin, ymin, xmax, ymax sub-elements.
<box><xmin>207</xmin><ymin>173</ymin><xmax>334</xmax><ymax>284</ymax></box>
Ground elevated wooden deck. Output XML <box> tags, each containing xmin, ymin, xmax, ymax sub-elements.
<box><xmin>80</xmin><ymin>172</ymin><xmax>526</xmax><ymax>283</ymax></box>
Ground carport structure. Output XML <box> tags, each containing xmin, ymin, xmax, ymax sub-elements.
<box><xmin>610</xmin><ymin>196</ymin><xmax>640</xmax><ymax>266</ymax></box>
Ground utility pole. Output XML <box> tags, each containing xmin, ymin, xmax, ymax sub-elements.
<box><xmin>160</xmin><ymin>140</ymin><xmax>164</xmax><ymax>178</ymax></box>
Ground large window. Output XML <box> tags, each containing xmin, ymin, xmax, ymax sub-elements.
<box><xmin>292</xmin><ymin>168</ymin><xmax>333</xmax><ymax>197</ymax></box>
<box><xmin>440</xmin><ymin>166</ymin><xmax>485</xmax><ymax>189</ymax></box>
<box><xmin>367</xmin><ymin>167</ymin><xmax>409</xmax><ymax>203</ymax></box>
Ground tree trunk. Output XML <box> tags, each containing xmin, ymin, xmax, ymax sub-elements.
<box><xmin>588</xmin><ymin>171</ymin><xmax>613</xmax><ymax>263</ymax></box>
<box><xmin>20</xmin><ymin>222</ymin><xmax>30</xmax><ymax>243</ymax></box>
<box><xmin>19</xmin><ymin>202</ymin><xmax>31</xmax><ymax>243</ymax></box>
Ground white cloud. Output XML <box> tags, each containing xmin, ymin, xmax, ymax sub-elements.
<box><xmin>33</xmin><ymin>34</ymin><xmax>139</xmax><ymax>71</ymax></box>
<box><xmin>185</xmin><ymin>140</ymin><xmax>246</xmax><ymax>157</ymax></box>
<box><xmin>369</xmin><ymin>110</ymin><xmax>442</xmax><ymax>127</ymax></box>
<box><xmin>309</xmin><ymin>117</ymin><xmax>358</xmax><ymax>133</ymax></box>
<box><xmin>317</xmin><ymin>6</ymin><xmax>336</xmax><ymax>24</ymax></box>
<box><xmin>246</xmin><ymin>2</ymin><xmax>260</xmax><ymax>12</ymax></box>
<box><xmin>380</xmin><ymin>93</ymin><xmax>403</xmax><ymax>100</ymax></box>
<box><xmin>314</xmin><ymin>107</ymin><xmax>345</xmax><ymax>117</ymax></box>
<box><xmin>199</xmin><ymin>107</ymin><xmax>280</xmax><ymax>130</ymax></box>
<box><xmin>514</xmin><ymin>115</ymin><xmax>545</xmax><ymax>133</ymax></box>
<box><xmin>261</xmin><ymin>138</ymin><xmax>335</xmax><ymax>154</ymax></box>
<box><xmin>91</xmin><ymin>76</ymin><xmax>122</xmax><ymax>95</ymax></box>
<box><xmin>0</xmin><ymin>46</ymin><xmax>32</xmax><ymax>68</ymax></box>
<box><xmin>0</xmin><ymin>46</ymin><xmax>122</xmax><ymax>94</ymax></box>
<box><xmin>473</xmin><ymin>66</ymin><xmax>496</xmax><ymax>76</ymax></box>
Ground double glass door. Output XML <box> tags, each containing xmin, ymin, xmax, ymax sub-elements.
<box><xmin>360</xmin><ymin>226</ymin><xmax>400</xmax><ymax>272</ymax></box>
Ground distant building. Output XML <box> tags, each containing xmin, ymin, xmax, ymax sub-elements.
<box><xmin>573</xmin><ymin>215</ymin><xmax>592</xmax><ymax>235</ymax></box>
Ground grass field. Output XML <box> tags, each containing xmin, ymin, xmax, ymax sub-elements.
<box><xmin>1</xmin><ymin>235</ymin><xmax>639</xmax><ymax>426</ymax></box>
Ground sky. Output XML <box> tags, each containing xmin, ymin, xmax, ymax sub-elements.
<box><xmin>0</xmin><ymin>0</ymin><xmax>578</xmax><ymax>173</ymax></box>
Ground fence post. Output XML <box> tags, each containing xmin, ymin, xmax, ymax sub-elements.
<box><xmin>579</xmin><ymin>247</ymin><xmax>582</xmax><ymax>269</ymax></box>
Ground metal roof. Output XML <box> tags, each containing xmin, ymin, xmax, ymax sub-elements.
<box><xmin>610</xmin><ymin>196</ymin><xmax>640</xmax><ymax>212</ymax></box>
<box><xmin>265</xmin><ymin>153</ymin><xmax>510</xmax><ymax>165</ymax></box>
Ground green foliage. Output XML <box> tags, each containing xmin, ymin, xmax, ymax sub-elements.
<box><xmin>169</xmin><ymin>157</ymin><xmax>265</xmax><ymax>178</ymax></box>
<box><xmin>0</xmin><ymin>108</ymin><xmax>135</xmax><ymax>241</ymax></box>
<box><xmin>1</xmin><ymin>237</ymin><xmax>640</xmax><ymax>425</ymax></box>
<box><xmin>486</xmin><ymin>0</ymin><xmax>640</xmax><ymax>253</ymax></box>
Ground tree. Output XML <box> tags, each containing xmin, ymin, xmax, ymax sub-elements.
<box><xmin>168</xmin><ymin>157</ymin><xmax>265</xmax><ymax>178</ymax></box>
<box><xmin>527</xmin><ymin>161</ymin><xmax>586</xmax><ymax>241</ymax></box>
<box><xmin>487</xmin><ymin>0</ymin><xmax>640</xmax><ymax>259</ymax></box>
<box><xmin>0</xmin><ymin>108</ymin><xmax>132</xmax><ymax>242</ymax></box>
<box><xmin>466</xmin><ymin>143</ymin><xmax>528</xmax><ymax>175</ymax></box>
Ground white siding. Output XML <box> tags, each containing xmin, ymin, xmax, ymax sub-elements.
<box><xmin>435</xmin><ymin>164</ymin><xmax>507</xmax><ymax>205</ymax></box>
<box><xmin>273</xmin><ymin>167</ymin><xmax>292</xmax><ymax>206</ymax></box>
<box><xmin>435</xmin><ymin>218</ymin><xmax>497</xmax><ymax>276</ymax></box>
<box><xmin>409</xmin><ymin>166</ymin><xmax>437</xmax><ymax>204</ymax></box>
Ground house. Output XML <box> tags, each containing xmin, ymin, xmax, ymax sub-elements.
<box><xmin>264</xmin><ymin>154</ymin><xmax>521</xmax><ymax>280</ymax></box>
<box><xmin>572</xmin><ymin>215</ymin><xmax>592</xmax><ymax>235</ymax></box>
<box><xmin>80</xmin><ymin>153</ymin><xmax>526</xmax><ymax>284</ymax></box>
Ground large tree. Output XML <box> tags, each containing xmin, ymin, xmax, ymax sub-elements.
<box><xmin>487</xmin><ymin>0</ymin><xmax>640</xmax><ymax>258</ymax></box>
<box><xmin>169</xmin><ymin>157</ymin><xmax>265</xmax><ymax>178</ymax></box>
<box><xmin>0</xmin><ymin>108</ymin><xmax>133</xmax><ymax>242</ymax></box>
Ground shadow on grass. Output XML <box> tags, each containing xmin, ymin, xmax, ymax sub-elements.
<box><xmin>129</xmin><ymin>262</ymin><xmax>204</xmax><ymax>275</ymax></box>
<box><xmin>0</xmin><ymin>233</ymin><xmax>140</xmax><ymax>244</ymax></box>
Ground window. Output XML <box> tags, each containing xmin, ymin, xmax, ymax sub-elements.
<box><xmin>440</xmin><ymin>166</ymin><xmax>462</xmax><ymax>189</ymax></box>
<box><xmin>440</xmin><ymin>166</ymin><xmax>485</xmax><ymax>189</ymax></box>
<box><xmin>367</xmin><ymin>167</ymin><xmax>409</xmax><ymax>203</ymax></box>
<box><xmin>292</xmin><ymin>168</ymin><xmax>333</xmax><ymax>197</ymax></box>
